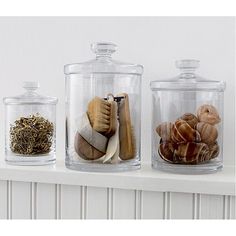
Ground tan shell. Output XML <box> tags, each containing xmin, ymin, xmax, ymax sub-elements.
<box><xmin>208</xmin><ymin>142</ymin><xmax>220</xmax><ymax>159</ymax></box>
<box><xmin>156</xmin><ymin>122</ymin><xmax>173</xmax><ymax>142</ymax></box>
<box><xmin>179</xmin><ymin>113</ymin><xmax>198</xmax><ymax>128</ymax></box>
<box><xmin>174</xmin><ymin>142</ymin><xmax>210</xmax><ymax>164</ymax></box>
<box><xmin>74</xmin><ymin>132</ymin><xmax>105</xmax><ymax>160</ymax></box>
<box><xmin>196</xmin><ymin>122</ymin><xmax>218</xmax><ymax>145</ymax></box>
<box><xmin>197</xmin><ymin>104</ymin><xmax>221</xmax><ymax>125</ymax></box>
<box><xmin>171</xmin><ymin>120</ymin><xmax>201</xmax><ymax>143</ymax></box>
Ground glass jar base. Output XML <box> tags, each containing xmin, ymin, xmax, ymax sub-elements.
<box><xmin>5</xmin><ymin>152</ymin><xmax>56</xmax><ymax>166</ymax></box>
<box><xmin>152</xmin><ymin>159</ymin><xmax>223</xmax><ymax>174</ymax></box>
<box><xmin>65</xmin><ymin>158</ymin><xmax>141</xmax><ymax>172</ymax></box>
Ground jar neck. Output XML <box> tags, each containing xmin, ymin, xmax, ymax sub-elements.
<box><xmin>96</xmin><ymin>53</ymin><xmax>112</xmax><ymax>59</ymax></box>
<box><xmin>179</xmin><ymin>68</ymin><xmax>197</xmax><ymax>79</ymax></box>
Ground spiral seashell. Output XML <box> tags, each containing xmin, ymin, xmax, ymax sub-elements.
<box><xmin>171</xmin><ymin>120</ymin><xmax>201</xmax><ymax>143</ymax></box>
<box><xmin>196</xmin><ymin>122</ymin><xmax>218</xmax><ymax>145</ymax></box>
<box><xmin>179</xmin><ymin>113</ymin><xmax>198</xmax><ymax>128</ymax></box>
<box><xmin>174</xmin><ymin>142</ymin><xmax>210</xmax><ymax>164</ymax></box>
<box><xmin>156</xmin><ymin>122</ymin><xmax>173</xmax><ymax>142</ymax></box>
<box><xmin>158</xmin><ymin>142</ymin><xmax>176</xmax><ymax>163</ymax></box>
<box><xmin>197</xmin><ymin>104</ymin><xmax>221</xmax><ymax>125</ymax></box>
<box><xmin>208</xmin><ymin>142</ymin><xmax>220</xmax><ymax>159</ymax></box>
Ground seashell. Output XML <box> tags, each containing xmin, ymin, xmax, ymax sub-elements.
<box><xmin>208</xmin><ymin>142</ymin><xmax>220</xmax><ymax>159</ymax></box>
<box><xmin>156</xmin><ymin>122</ymin><xmax>173</xmax><ymax>142</ymax></box>
<box><xmin>158</xmin><ymin>142</ymin><xmax>176</xmax><ymax>163</ymax></box>
<box><xmin>196</xmin><ymin>122</ymin><xmax>218</xmax><ymax>145</ymax></box>
<box><xmin>197</xmin><ymin>104</ymin><xmax>221</xmax><ymax>125</ymax></box>
<box><xmin>174</xmin><ymin>142</ymin><xmax>210</xmax><ymax>164</ymax></box>
<box><xmin>179</xmin><ymin>113</ymin><xmax>198</xmax><ymax>128</ymax></box>
<box><xmin>171</xmin><ymin>120</ymin><xmax>201</xmax><ymax>143</ymax></box>
<box><xmin>74</xmin><ymin>132</ymin><xmax>105</xmax><ymax>160</ymax></box>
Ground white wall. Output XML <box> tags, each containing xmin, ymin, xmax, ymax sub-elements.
<box><xmin>0</xmin><ymin>17</ymin><xmax>234</xmax><ymax>165</ymax></box>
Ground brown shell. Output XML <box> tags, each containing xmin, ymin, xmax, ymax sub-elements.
<box><xmin>171</xmin><ymin>120</ymin><xmax>201</xmax><ymax>143</ymax></box>
<box><xmin>158</xmin><ymin>142</ymin><xmax>175</xmax><ymax>163</ymax></box>
<box><xmin>179</xmin><ymin>113</ymin><xmax>198</xmax><ymax>128</ymax></box>
<box><xmin>196</xmin><ymin>122</ymin><xmax>218</xmax><ymax>145</ymax></box>
<box><xmin>174</xmin><ymin>142</ymin><xmax>210</xmax><ymax>164</ymax></box>
<box><xmin>208</xmin><ymin>142</ymin><xmax>220</xmax><ymax>159</ymax></box>
<box><xmin>74</xmin><ymin>132</ymin><xmax>105</xmax><ymax>160</ymax></box>
<box><xmin>156</xmin><ymin>122</ymin><xmax>173</xmax><ymax>142</ymax></box>
<box><xmin>197</xmin><ymin>104</ymin><xmax>221</xmax><ymax>125</ymax></box>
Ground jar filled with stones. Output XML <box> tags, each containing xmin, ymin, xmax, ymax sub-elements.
<box><xmin>150</xmin><ymin>60</ymin><xmax>226</xmax><ymax>174</ymax></box>
<box><xmin>3</xmin><ymin>81</ymin><xmax>58</xmax><ymax>165</ymax></box>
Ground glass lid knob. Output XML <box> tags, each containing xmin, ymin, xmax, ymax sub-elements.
<box><xmin>176</xmin><ymin>59</ymin><xmax>200</xmax><ymax>76</ymax></box>
<box><xmin>91</xmin><ymin>42</ymin><xmax>117</xmax><ymax>57</ymax></box>
<box><xmin>23</xmin><ymin>81</ymin><xmax>40</xmax><ymax>91</ymax></box>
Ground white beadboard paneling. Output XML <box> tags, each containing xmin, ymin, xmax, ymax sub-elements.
<box><xmin>113</xmin><ymin>188</ymin><xmax>136</xmax><ymax>219</ymax></box>
<box><xmin>170</xmin><ymin>192</ymin><xmax>194</xmax><ymax>219</ymax></box>
<box><xmin>36</xmin><ymin>183</ymin><xmax>57</xmax><ymax>219</ymax></box>
<box><xmin>60</xmin><ymin>185</ymin><xmax>81</xmax><ymax>219</ymax></box>
<box><xmin>230</xmin><ymin>196</ymin><xmax>235</xmax><ymax>219</ymax></box>
<box><xmin>0</xmin><ymin>161</ymin><xmax>234</xmax><ymax>196</ymax></box>
<box><xmin>0</xmin><ymin>180</ymin><xmax>7</xmax><ymax>219</ymax></box>
<box><xmin>11</xmin><ymin>181</ymin><xmax>31</xmax><ymax>219</ymax></box>
<box><xmin>200</xmin><ymin>194</ymin><xmax>224</xmax><ymax>219</ymax></box>
<box><xmin>86</xmin><ymin>187</ymin><xmax>108</xmax><ymax>219</ymax></box>
<box><xmin>141</xmin><ymin>191</ymin><xmax>164</xmax><ymax>219</ymax></box>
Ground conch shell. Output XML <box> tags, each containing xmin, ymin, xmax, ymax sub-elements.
<box><xmin>156</xmin><ymin>122</ymin><xmax>173</xmax><ymax>142</ymax></box>
<box><xmin>174</xmin><ymin>142</ymin><xmax>210</xmax><ymax>164</ymax></box>
<box><xmin>159</xmin><ymin>141</ymin><xmax>211</xmax><ymax>164</ymax></box>
<box><xmin>179</xmin><ymin>113</ymin><xmax>198</xmax><ymax>128</ymax></box>
<box><xmin>208</xmin><ymin>142</ymin><xmax>220</xmax><ymax>159</ymax></box>
<box><xmin>197</xmin><ymin>104</ymin><xmax>221</xmax><ymax>125</ymax></box>
<box><xmin>158</xmin><ymin>142</ymin><xmax>176</xmax><ymax>163</ymax></box>
<box><xmin>171</xmin><ymin>120</ymin><xmax>201</xmax><ymax>143</ymax></box>
<box><xmin>196</xmin><ymin>122</ymin><xmax>218</xmax><ymax>145</ymax></box>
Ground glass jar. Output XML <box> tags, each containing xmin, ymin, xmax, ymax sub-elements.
<box><xmin>3</xmin><ymin>81</ymin><xmax>58</xmax><ymax>165</ymax></box>
<box><xmin>64</xmin><ymin>42</ymin><xmax>143</xmax><ymax>172</ymax></box>
<box><xmin>150</xmin><ymin>60</ymin><xmax>226</xmax><ymax>174</ymax></box>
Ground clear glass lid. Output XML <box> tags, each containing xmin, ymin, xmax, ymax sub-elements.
<box><xmin>64</xmin><ymin>42</ymin><xmax>143</xmax><ymax>75</ymax></box>
<box><xmin>150</xmin><ymin>59</ymin><xmax>225</xmax><ymax>91</ymax></box>
<box><xmin>3</xmin><ymin>81</ymin><xmax>58</xmax><ymax>105</ymax></box>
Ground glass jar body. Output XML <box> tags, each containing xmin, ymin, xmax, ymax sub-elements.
<box><xmin>65</xmin><ymin>73</ymin><xmax>141</xmax><ymax>172</ymax></box>
<box><xmin>151</xmin><ymin>89</ymin><xmax>224</xmax><ymax>174</ymax></box>
<box><xmin>5</xmin><ymin>103</ymin><xmax>57</xmax><ymax>165</ymax></box>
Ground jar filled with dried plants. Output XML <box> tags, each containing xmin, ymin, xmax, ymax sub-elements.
<box><xmin>3</xmin><ymin>81</ymin><xmax>58</xmax><ymax>165</ymax></box>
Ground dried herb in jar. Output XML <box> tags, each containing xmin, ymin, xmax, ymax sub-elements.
<box><xmin>10</xmin><ymin>114</ymin><xmax>54</xmax><ymax>155</ymax></box>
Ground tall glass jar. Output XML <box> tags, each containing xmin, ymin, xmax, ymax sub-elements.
<box><xmin>64</xmin><ymin>42</ymin><xmax>143</xmax><ymax>172</ymax></box>
<box><xmin>150</xmin><ymin>60</ymin><xmax>225</xmax><ymax>174</ymax></box>
<box><xmin>3</xmin><ymin>81</ymin><xmax>58</xmax><ymax>165</ymax></box>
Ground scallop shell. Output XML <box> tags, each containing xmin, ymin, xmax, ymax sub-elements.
<box><xmin>174</xmin><ymin>142</ymin><xmax>210</xmax><ymax>164</ymax></box>
<box><xmin>171</xmin><ymin>120</ymin><xmax>201</xmax><ymax>143</ymax></box>
<box><xmin>156</xmin><ymin>122</ymin><xmax>173</xmax><ymax>142</ymax></box>
<box><xmin>197</xmin><ymin>104</ymin><xmax>221</xmax><ymax>125</ymax></box>
<box><xmin>158</xmin><ymin>142</ymin><xmax>175</xmax><ymax>163</ymax></box>
<box><xmin>179</xmin><ymin>113</ymin><xmax>198</xmax><ymax>128</ymax></box>
<box><xmin>196</xmin><ymin>122</ymin><xmax>218</xmax><ymax>145</ymax></box>
<box><xmin>208</xmin><ymin>142</ymin><xmax>220</xmax><ymax>159</ymax></box>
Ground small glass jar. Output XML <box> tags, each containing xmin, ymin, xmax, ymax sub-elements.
<box><xmin>64</xmin><ymin>42</ymin><xmax>143</xmax><ymax>172</ymax></box>
<box><xmin>3</xmin><ymin>81</ymin><xmax>58</xmax><ymax>165</ymax></box>
<box><xmin>150</xmin><ymin>60</ymin><xmax>226</xmax><ymax>174</ymax></box>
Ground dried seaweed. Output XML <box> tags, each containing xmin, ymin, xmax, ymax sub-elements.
<box><xmin>10</xmin><ymin>114</ymin><xmax>54</xmax><ymax>155</ymax></box>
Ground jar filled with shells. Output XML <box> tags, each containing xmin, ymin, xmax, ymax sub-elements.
<box><xmin>3</xmin><ymin>81</ymin><xmax>58</xmax><ymax>165</ymax></box>
<box><xmin>150</xmin><ymin>60</ymin><xmax>225</xmax><ymax>174</ymax></box>
<box><xmin>64</xmin><ymin>42</ymin><xmax>143</xmax><ymax>172</ymax></box>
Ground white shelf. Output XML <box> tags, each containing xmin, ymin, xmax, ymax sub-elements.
<box><xmin>0</xmin><ymin>159</ymin><xmax>235</xmax><ymax>196</ymax></box>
